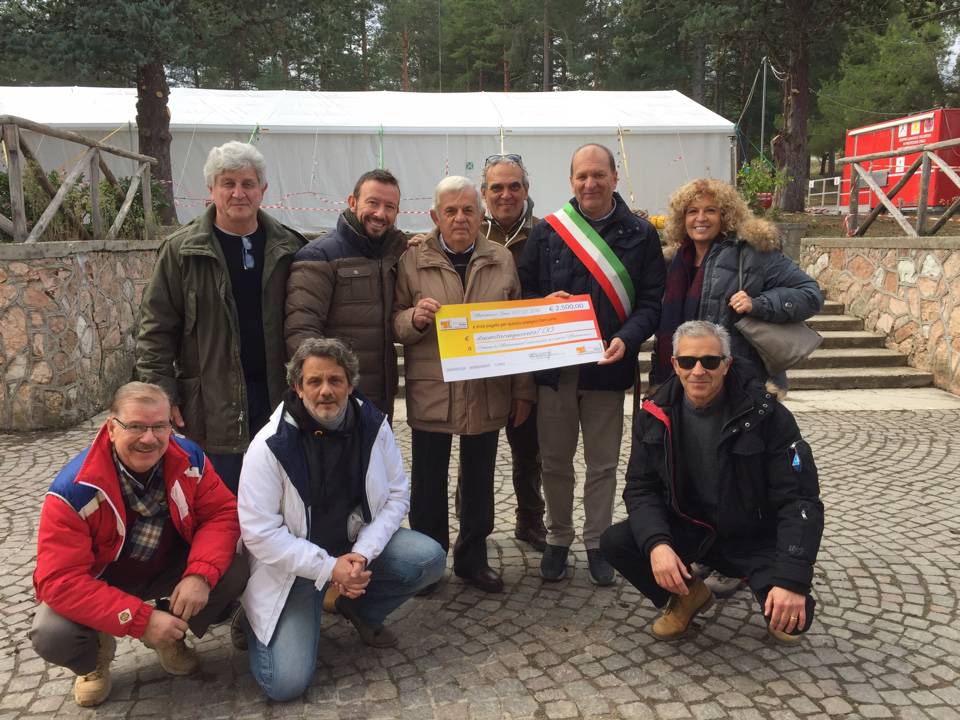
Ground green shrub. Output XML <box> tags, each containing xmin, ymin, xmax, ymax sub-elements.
<box><xmin>736</xmin><ymin>157</ymin><xmax>791</xmax><ymax>215</ymax></box>
<box><xmin>0</xmin><ymin>163</ymin><xmax>170</xmax><ymax>242</ymax></box>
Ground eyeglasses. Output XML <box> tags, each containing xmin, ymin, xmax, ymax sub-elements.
<box><xmin>241</xmin><ymin>235</ymin><xmax>255</xmax><ymax>270</ymax></box>
<box><xmin>485</xmin><ymin>153</ymin><xmax>524</xmax><ymax>168</ymax></box>
<box><xmin>111</xmin><ymin>417</ymin><xmax>174</xmax><ymax>436</ymax></box>
<box><xmin>674</xmin><ymin>355</ymin><xmax>726</xmax><ymax>370</ymax></box>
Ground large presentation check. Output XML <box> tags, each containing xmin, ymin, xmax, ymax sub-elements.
<box><xmin>435</xmin><ymin>295</ymin><xmax>604</xmax><ymax>382</ymax></box>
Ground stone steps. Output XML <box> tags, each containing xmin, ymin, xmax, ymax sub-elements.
<box><xmin>793</xmin><ymin>347</ymin><xmax>908</xmax><ymax>369</ymax></box>
<box><xmin>786</xmin><ymin>366</ymin><xmax>934</xmax><ymax>390</ymax></box>
<box><xmin>806</xmin><ymin>314</ymin><xmax>866</xmax><ymax>332</ymax></box>
<box><xmin>819</xmin><ymin>300</ymin><xmax>846</xmax><ymax>315</ymax></box>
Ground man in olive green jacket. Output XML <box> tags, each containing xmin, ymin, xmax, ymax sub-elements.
<box><xmin>137</xmin><ymin>142</ymin><xmax>305</xmax><ymax>493</ymax></box>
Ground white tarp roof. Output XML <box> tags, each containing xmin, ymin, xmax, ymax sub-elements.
<box><xmin>1</xmin><ymin>87</ymin><xmax>735</xmax><ymax>231</ymax></box>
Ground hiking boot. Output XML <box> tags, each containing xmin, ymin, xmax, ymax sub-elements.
<box><xmin>148</xmin><ymin>638</ymin><xmax>199</xmax><ymax>676</ymax></box>
<box><xmin>335</xmin><ymin>597</ymin><xmax>398</xmax><ymax>648</ymax></box>
<box><xmin>323</xmin><ymin>584</ymin><xmax>341</xmax><ymax>613</ymax></box>
<box><xmin>651</xmin><ymin>577</ymin><xmax>714</xmax><ymax>640</ymax></box>
<box><xmin>767</xmin><ymin>624</ymin><xmax>803</xmax><ymax>646</ymax></box>
<box><xmin>540</xmin><ymin>544</ymin><xmax>569</xmax><ymax>581</ymax></box>
<box><xmin>586</xmin><ymin>549</ymin><xmax>616</xmax><ymax>586</ymax></box>
<box><xmin>703</xmin><ymin>571</ymin><xmax>746</xmax><ymax>599</ymax></box>
<box><xmin>73</xmin><ymin>632</ymin><xmax>115</xmax><ymax>707</ymax></box>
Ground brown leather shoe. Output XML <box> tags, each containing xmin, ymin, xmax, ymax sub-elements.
<box><xmin>514</xmin><ymin>523</ymin><xmax>547</xmax><ymax>552</ymax></box>
<box><xmin>456</xmin><ymin>565</ymin><xmax>504</xmax><ymax>593</ymax></box>
<box><xmin>767</xmin><ymin>625</ymin><xmax>803</xmax><ymax>646</ymax></box>
<box><xmin>335</xmin><ymin>597</ymin><xmax>399</xmax><ymax>648</ymax></box>
<box><xmin>651</xmin><ymin>577</ymin><xmax>714</xmax><ymax>640</ymax></box>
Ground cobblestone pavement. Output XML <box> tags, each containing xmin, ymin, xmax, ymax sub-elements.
<box><xmin>2</xmin><ymin>407</ymin><xmax>959</xmax><ymax>719</ymax></box>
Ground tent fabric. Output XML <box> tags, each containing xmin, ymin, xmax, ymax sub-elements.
<box><xmin>1</xmin><ymin>87</ymin><xmax>735</xmax><ymax>232</ymax></box>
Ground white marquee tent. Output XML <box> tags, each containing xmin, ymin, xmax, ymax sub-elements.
<box><xmin>1</xmin><ymin>86</ymin><xmax>735</xmax><ymax>232</ymax></box>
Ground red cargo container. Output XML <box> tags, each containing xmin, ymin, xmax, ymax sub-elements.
<box><xmin>840</xmin><ymin>109</ymin><xmax>960</xmax><ymax>210</ymax></box>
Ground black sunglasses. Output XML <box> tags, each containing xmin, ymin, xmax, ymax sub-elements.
<box><xmin>485</xmin><ymin>153</ymin><xmax>523</xmax><ymax>167</ymax></box>
<box><xmin>674</xmin><ymin>355</ymin><xmax>726</xmax><ymax>370</ymax></box>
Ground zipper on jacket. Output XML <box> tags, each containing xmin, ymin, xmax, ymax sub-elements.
<box><xmin>653</xmin><ymin>404</ymin><xmax>716</xmax><ymax>553</ymax></box>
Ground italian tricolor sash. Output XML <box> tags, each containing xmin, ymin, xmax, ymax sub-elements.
<box><xmin>545</xmin><ymin>203</ymin><xmax>635</xmax><ymax>323</ymax></box>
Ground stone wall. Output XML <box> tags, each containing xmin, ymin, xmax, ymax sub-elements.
<box><xmin>800</xmin><ymin>237</ymin><xmax>960</xmax><ymax>395</ymax></box>
<box><xmin>0</xmin><ymin>239</ymin><xmax>161</xmax><ymax>430</ymax></box>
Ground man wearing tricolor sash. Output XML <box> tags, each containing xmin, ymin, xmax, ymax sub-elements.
<box><xmin>518</xmin><ymin>144</ymin><xmax>665</xmax><ymax>586</ymax></box>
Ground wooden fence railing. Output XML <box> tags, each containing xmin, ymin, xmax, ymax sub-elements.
<box><xmin>839</xmin><ymin>137</ymin><xmax>960</xmax><ymax>237</ymax></box>
<box><xmin>1</xmin><ymin>115</ymin><xmax>158</xmax><ymax>243</ymax></box>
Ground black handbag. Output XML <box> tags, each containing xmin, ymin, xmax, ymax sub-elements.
<box><xmin>732</xmin><ymin>244</ymin><xmax>822</xmax><ymax>376</ymax></box>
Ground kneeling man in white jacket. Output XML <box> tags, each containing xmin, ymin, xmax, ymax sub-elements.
<box><xmin>238</xmin><ymin>337</ymin><xmax>446</xmax><ymax>701</ymax></box>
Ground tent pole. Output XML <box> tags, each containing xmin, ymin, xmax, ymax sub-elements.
<box><xmin>617</xmin><ymin>126</ymin><xmax>635</xmax><ymax>207</ymax></box>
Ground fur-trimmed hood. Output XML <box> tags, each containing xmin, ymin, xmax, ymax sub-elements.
<box><xmin>662</xmin><ymin>216</ymin><xmax>780</xmax><ymax>262</ymax></box>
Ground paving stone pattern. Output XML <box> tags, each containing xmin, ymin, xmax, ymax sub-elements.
<box><xmin>1</xmin><ymin>409</ymin><xmax>959</xmax><ymax>719</ymax></box>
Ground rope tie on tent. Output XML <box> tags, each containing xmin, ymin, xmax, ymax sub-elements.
<box><xmin>61</xmin><ymin>124</ymin><xmax>126</xmax><ymax>175</ymax></box>
<box><xmin>378</xmin><ymin>125</ymin><xmax>384</xmax><ymax>168</ymax></box>
<box><xmin>499</xmin><ymin>126</ymin><xmax>505</xmax><ymax>154</ymax></box>
<box><xmin>617</xmin><ymin>126</ymin><xmax>636</xmax><ymax>207</ymax></box>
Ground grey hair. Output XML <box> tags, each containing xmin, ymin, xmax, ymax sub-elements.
<box><xmin>286</xmin><ymin>337</ymin><xmax>360</xmax><ymax>389</ymax></box>
<box><xmin>672</xmin><ymin>321</ymin><xmax>732</xmax><ymax>358</ymax></box>
<box><xmin>110</xmin><ymin>381</ymin><xmax>170</xmax><ymax>414</ymax></box>
<box><xmin>433</xmin><ymin>176</ymin><xmax>480</xmax><ymax>211</ymax></box>
<box><xmin>481</xmin><ymin>158</ymin><xmax>529</xmax><ymax>191</ymax></box>
<box><xmin>203</xmin><ymin>141</ymin><xmax>267</xmax><ymax>188</ymax></box>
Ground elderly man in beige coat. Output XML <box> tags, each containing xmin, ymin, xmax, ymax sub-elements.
<box><xmin>393</xmin><ymin>176</ymin><xmax>535</xmax><ymax>594</ymax></box>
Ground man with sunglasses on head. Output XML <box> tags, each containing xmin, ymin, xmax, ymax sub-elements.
<box><xmin>138</xmin><ymin>141</ymin><xmax>306</xmax><ymax>494</ymax></box>
<box><xmin>31</xmin><ymin>382</ymin><xmax>247</xmax><ymax>707</ymax></box>
<box><xmin>479</xmin><ymin>153</ymin><xmax>548</xmax><ymax>551</ymax></box>
<box><xmin>600</xmin><ymin>321</ymin><xmax>823</xmax><ymax>645</ymax></box>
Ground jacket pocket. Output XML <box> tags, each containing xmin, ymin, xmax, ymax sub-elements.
<box><xmin>484</xmin><ymin>378</ymin><xmax>511</xmax><ymax>422</ymax></box>
<box><xmin>178</xmin><ymin>377</ymin><xmax>206</xmax><ymax>443</ymax></box>
<box><xmin>336</xmin><ymin>266</ymin><xmax>374</xmax><ymax>303</ymax></box>
<box><xmin>730</xmin><ymin>432</ymin><xmax>766</xmax><ymax>516</ymax></box>
<box><xmin>178</xmin><ymin>291</ymin><xmax>201</xmax><ymax>377</ymax></box>
<box><xmin>406</xmin><ymin>379</ymin><xmax>450</xmax><ymax>423</ymax></box>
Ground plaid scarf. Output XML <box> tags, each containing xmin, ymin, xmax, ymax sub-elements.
<box><xmin>652</xmin><ymin>237</ymin><xmax>707</xmax><ymax>384</ymax></box>
<box><xmin>112</xmin><ymin>448</ymin><xmax>169</xmax><ymax>562</ymax></box>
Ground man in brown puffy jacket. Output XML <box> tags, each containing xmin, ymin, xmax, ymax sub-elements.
<box><xmin>285</xmin><ymin>169</ymin><xmax>407</xmax><ymax>420</ymax></box>
<box><xmin>393</xmin><ymin>176</ymin><xmax>536</xmax><ymax>594</ymax></box>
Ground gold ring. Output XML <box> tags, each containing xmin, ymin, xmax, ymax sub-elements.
<box><xmin>789</xmin><ymin>615</ymin><xmax>798</xmax><ymax>620</ymax></box>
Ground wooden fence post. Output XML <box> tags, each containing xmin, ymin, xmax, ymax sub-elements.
<box><xmin>847</xmin><ymin>165</ymin><xmax>860</xmax><ymax>236</ymax></box>
<box><xmin>916</xmin><ymin>152</ymin><xmax>931</xmax><ymax>236</ymax></box>
<box><xmin>89</xmin><ymin>149</ymin><xmax>102</xmax><ymax>238</ymax></box>
<box><xmin>3</xmin><ymin>123</ymin><xmax>28</xmax><ymax>242</ymax></box>
<box><xmin>140</xmin><ymin>162</ymin><xmax>154</xmax><ymax>242</ymax></box>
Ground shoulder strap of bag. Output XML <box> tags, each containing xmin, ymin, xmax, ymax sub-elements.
<box><xmin>544</xmin><ymin>202</ymin><xmax>635</xmax><ymax>323</ymax></box>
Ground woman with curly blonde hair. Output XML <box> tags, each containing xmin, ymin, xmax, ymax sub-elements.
<box><xmin>651</xmin><ymin>178</ymin><xmax>823</xmax><ymax>389</ymax></box>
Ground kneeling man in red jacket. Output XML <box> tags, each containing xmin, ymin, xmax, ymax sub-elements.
<box><xmin>30</xmin><ymin>382</ymin><xmax>248</xmax><ymax>707</ymax></box>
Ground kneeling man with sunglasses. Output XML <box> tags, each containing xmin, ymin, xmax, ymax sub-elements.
<box><xmin>600</xmin><ymin>320</ymin><xmax>823</xmax><ymax>645</ymax></box>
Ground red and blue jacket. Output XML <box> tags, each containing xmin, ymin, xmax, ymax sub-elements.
<box><xmin>33</xmin><ymin>423</ymin><xmax>240</xmax><ymax>638</ymax></box>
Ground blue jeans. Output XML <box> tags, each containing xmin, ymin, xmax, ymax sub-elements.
<box><xmin>246</xmin><ymin>528</ymin><xmax>446</xmax><ymax>701</ymax></box>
